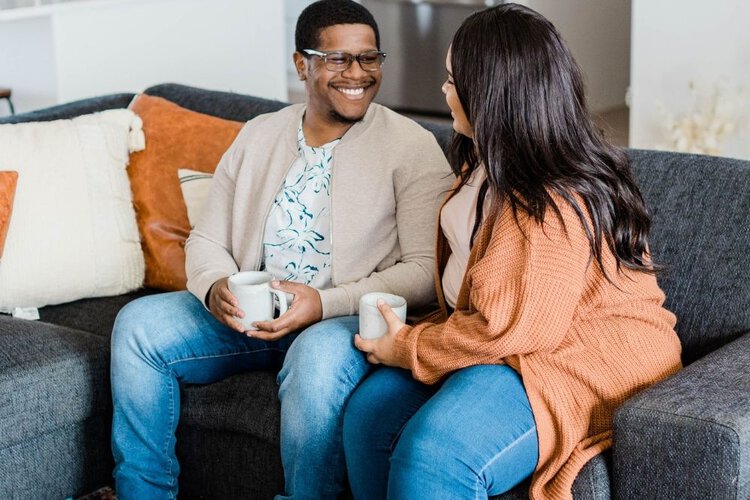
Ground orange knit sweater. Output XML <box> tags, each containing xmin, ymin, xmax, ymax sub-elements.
<box><xmin>391</xmin><ymin>194</ymin><xmax>683</xmax><ymax>499</ymax></box>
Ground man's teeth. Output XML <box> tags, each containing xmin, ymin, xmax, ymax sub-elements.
<box><xmin>338</xmin><ymin>87</ymin><xmax>364</xmax><ymax>96</ymax></box>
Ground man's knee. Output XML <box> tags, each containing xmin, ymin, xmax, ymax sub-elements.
<box><xmin>278</xmin><ymin>316</ymin><xmax>366</xmax><ymax>403</ymax></box>
<box><xmin>111</xmin><ymin>293</ymin><xmax>193</xmax><ymax>363</ymax></box>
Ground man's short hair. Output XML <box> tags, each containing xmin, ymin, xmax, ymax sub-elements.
<box><xmin>295</xmin><ymin>0</ymin><xmax>380</xmax><ymax>52</ymax></box>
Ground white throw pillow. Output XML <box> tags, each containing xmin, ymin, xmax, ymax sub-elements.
<box><xmin>177</xmin><ymin>168</ymin><xmax>213</xmax><ymax>228</ymax></box>
<box><xmin>0</xmin><ymin>109</ymin><xmax>146</xmax><ymax>312</ymax></box>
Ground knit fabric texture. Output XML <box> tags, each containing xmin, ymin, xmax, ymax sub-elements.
<box><xmin>392</xmin><ymin>193</ymin><xmax>683</xmax><ymax>499</ymax></box>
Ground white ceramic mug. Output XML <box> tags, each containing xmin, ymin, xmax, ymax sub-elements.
<box><xmin>228</xmin><ymin>271</ymin><xmax>289</xmax><ymax>331</ymax></box>
<box><xmin>359</xmin><ymin>292</ymin><xmax>407</xmax><ymax>339</ymax></box>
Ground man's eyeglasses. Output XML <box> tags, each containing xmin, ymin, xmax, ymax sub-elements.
<box><xmin>302</xmin><ymin>49</ymin><xmax>386</xmax><ymax>73</ymax></box>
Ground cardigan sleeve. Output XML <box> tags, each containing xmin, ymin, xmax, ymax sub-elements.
<box><xmin>391</xmin><ymin>200</ymin><xmax>595</xmax><ymax>384</ymax></box>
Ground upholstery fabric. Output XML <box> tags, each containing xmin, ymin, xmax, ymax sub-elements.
<box><xmin>0</xmin><ymin>318</ymin><xmax>110</xmax><ymax>449</ymax></box>
<box><xmin>127</xmin><ymin>94</ymin><xmax>243</xmax><ymax>291</ymax></box>
<box><xmin>177</xmin><ymin>371</ymin><xmax>284</xmax><ymax>499</ymax></box>
<box><xmin>144</xmin><ymin>83</ymin><xmax>289</xmax><ymax>122</ymax></box>
<box><xmin>0</xmin><ymin>110</ymin><xmax>145</xmax><ymax>312</ymax></box>
<box><xmin>614</xmin><ymin>333</ymin><xmax>750</xmax><ymax>500</ymax></box>
<box><xmin>0</xmin><ymin>94</ymin><xmax>135</xmax><ymax>125</ymax></box>
<box><xmin>628</xmin><ymin>149</ymin><xmax>750</xmax><ymax>363</ymax></box>
<box><xmin>38</xmin><ymin>288</ymin><xmax>160</xmax><ymax>338</ymax></box>
<box><xmin>0</xmin><ymin>170</ymin><xmax>18</xmax><ymax>257</ymax></box>
<box><xmin>0</xmin><ymin>416</ymin><xmax>113</xmax><ymax>499</ymax></box>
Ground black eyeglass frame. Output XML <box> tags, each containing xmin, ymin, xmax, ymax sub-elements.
<box><xmin>302</xmin><ymin>48</ymin><xmax>387</xmax><ymax>72</ymax></box>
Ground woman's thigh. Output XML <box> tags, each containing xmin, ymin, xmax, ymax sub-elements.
<box><xmin>389</xmin><ymin>364</ymin><xmax>538</xmax><ymax>499</ymax></box>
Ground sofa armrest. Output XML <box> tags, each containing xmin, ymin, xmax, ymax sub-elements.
<box><xmin>613</xmin><ymin>332</ymin><xmax>750</xmax><ymax>500</ymax></box>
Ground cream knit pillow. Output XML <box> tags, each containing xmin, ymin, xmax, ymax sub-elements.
<box><xmin>0</xmin><ymin>109</ymin><xmax>146</xmax><ymax>312</ymax></box>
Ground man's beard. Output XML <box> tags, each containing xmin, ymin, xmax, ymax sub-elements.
<box><xmin>329</xmin><ymin>109</ymin><xmax>364</xmax><ymax>125</ymax></box>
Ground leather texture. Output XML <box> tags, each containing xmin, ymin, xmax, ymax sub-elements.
<box><xmin>127</xmin><ymin>95</ymin><xmax>243</xmax><ymax>290</ymax></box>
<box><xmin>0</xmin><ymin>170</ymin><xmax>18</xmax><ymax>257</ymax></box>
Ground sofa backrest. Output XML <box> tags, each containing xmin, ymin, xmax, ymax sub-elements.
<box><xmin>628</xmin><ymin>149</ymin><xmax>750</xmax><ymax>364</ymax></box>
<box><xmin>0</xmin><ymin>93</ymin><xmax>135</xmax><ymax>124</ymax></box>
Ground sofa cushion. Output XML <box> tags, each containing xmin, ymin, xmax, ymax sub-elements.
<box><xmin>628</xmin><ymin>149</ymin><xmax>750</xmax><ymax>363</ymax></box>
<box><xmin>0</xmin><ymin>110</ymin><xmax>146</xmax><ymax>312</ymax></box>
<box><xmin>0</xmin><ymin>317</ymin><xmax>110</xmax><ymax>450</ymax></box>
<box><xmin>177</xmin><ymin>168</ymin><xmax>213</xmax><ymax>228</ymax></box>
<box><xmin>38</xmin><ymin>288</ymin><xmax>161</xmax><ymax>338</ymax></box>
<box><xmin>127</xmin><ymin>94</ymin><xmax>244</xmax><ymax>291</ymax></box>
<box><xmin>0</xmin><ymin>170</ymin><xmax>18</xmax><ymax>257</ymax></box>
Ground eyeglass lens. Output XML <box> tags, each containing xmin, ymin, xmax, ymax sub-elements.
<box><xmin>324</xmin><ymin>51</ymin><xmax>384</xmax><ymax>72</ymax></box>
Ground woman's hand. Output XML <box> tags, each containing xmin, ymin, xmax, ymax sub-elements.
<box><xmin>252</xmin><ymin>281</ymin><xmax>323</xmax><ymax>341</ymax></box>
<box><xmin>354</xmin><ymin>300</ymin><xmax>409</xmax><ymax>368</ymax></box>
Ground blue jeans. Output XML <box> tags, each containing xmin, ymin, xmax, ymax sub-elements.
<box><xmin>343</xmin><ymin>364</ymin><xmax>538</xmax><ymax>499</ymax></box>
<box><xmin>110</xmin><ymin>291</ymin><xmax>369</xmax><ymax>500</ymax></box>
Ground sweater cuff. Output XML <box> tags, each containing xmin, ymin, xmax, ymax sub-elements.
<box><xmin>188</xmin><ymin>271</ymin><xmax>229</xmax><ymax>311</ymax></box>
<box><xmin>318</xmin><ymin>286</ymin><xmax>354</xmax><ymax>319</ymax></box>
<box><xmin>391</xmin><ymin>324</ymin><xmax>419</xmax><ymax>371</ymax></box>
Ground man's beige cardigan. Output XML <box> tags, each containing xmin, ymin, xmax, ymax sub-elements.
<box><xmin>186</xmin><ymin>103</ymin><xmax>452</xmax><ymax>318</ymax></box>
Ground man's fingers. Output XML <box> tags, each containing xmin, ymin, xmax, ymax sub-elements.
<box><xmin>270</xmin><ymin>280</ymin><xmax>297</xmax><ymax>292</ymax></box>
<box><xmin>218</xmin><ymin>286</ymin><xmax>237</xmax><ymax>306</ymax></box>
<box><xmin>222</xmin><ymin>315</ymin><xmax>245</xmax><ymax>333</ymax></box>
<box><xmin>249</xmin><ymin>327</ymin><xmax>291</xmax><ymax>341</ymax></box>
<box><xmin>366</xmin><ymin>353</ymin><xmax>380</xmax><ymax>365</ymax></box>
<box><xmin>220</xmin><ymin>300</ymin><xmax>242</xmax><ymax>319</ymax></box>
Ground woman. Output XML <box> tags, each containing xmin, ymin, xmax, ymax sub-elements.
<box><xmin>343</xmin><ymin>4</ymin><xmax>682</xmax><ymax>499</ymax></box>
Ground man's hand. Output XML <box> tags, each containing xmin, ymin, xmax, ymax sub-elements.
<box><xmin>354</xmin><ymin>300</ymin><xmax>409</xmax><ymax>368</ymax></box>
<box><xmin>207</xmin><ymin>277</ymin><xmax>245</xmax><ymax>333</ymax></box>
<box><xmin>252</xmin><ymin>281</ymin><xmax>323</xmax><ymax>341</ymax></box>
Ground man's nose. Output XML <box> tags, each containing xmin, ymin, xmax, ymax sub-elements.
<box><xmin>342</xmin><ymin>58</ymin><xmax>369</xmax><ymax>79</ymax></box>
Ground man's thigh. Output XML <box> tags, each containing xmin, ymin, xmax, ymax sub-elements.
<box><xmin>113</xmin><ymin>291</ymin><xmax>296</xmax><ymax>384</ymax></box>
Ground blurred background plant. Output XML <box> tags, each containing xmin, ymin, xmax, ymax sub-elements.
<box><xmin>657</xmin><ymin>81</ymin><xmax>749</xmax><ymax>156</ymax></box>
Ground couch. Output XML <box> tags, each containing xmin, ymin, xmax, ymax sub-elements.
<box><xmin>0</xmin><ymin>84</ymin><xmax>748</xmax><ymax>500</ymax></box>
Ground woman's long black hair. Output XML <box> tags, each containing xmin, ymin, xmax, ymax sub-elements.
<box><xmin>450</xmin><ymin>3</ymin><xmax>657</xmax><ymax>275</ymax></box>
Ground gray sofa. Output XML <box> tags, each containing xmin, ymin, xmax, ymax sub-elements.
<box><xmin>0</xmin><ymin>84</ymin><xmax>748</xmax><ymax>500</ymax></box>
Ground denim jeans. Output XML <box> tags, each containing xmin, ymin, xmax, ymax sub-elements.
<box><xmin>110</xmin><ymin>291</ymin><xmax>369</xmax><ymax>500</ymax></box>
<box><xmin>343</xmin><ymin>364</ymin><xmax>538</xmax><ymax>499</ymax></box>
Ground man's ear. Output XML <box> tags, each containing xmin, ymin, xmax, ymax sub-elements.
<box><xmin>293</xmin><ymin>52</ymin><xmax>307</xmax><ymax>81</ymax></box>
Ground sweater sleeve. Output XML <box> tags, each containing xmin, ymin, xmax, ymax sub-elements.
<box><xmin>391</xmin><ymin>201</ymin><xmax>593</xmax><ymax>384</ymax></box>
<box><xmin>185</xmin><ymin>123</ymin><xmax>253</xmax><ymax>307</ymax></box>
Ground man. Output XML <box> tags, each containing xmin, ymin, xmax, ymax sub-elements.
<box><xmin>110</xmin><ymin>1</ymin><xmax>451</xmax><ymax>498</ymax></box>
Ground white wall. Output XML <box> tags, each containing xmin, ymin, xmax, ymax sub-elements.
<box><xmin>0</xmin><ymin>0</ymin><xmax>287</xmax><ymax>114</ymax></box>
<box><xmin>0</xmin><ymin>15</ymin><xmax>58</xmax><ymax>114</ymax></box>
<box><xmin>521</xmin><ymin>0</ymin><xmax>631</xmax><ymax>113</ymax></box>
<box><xmin>630</xmin><ymin>0</ymin><xmax>750</xmax><ymax>158</ymax></box>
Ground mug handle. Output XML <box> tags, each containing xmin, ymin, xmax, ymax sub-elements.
<box><xmin>271</xmin><ymin>288</ymin><xmax>289</xmax><ymax>317</ymax></box>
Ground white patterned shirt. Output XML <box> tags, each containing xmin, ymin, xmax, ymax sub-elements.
<box><xmin>261</xmin><ymin>121</ymin><xmax>339</xmax><ymax>289</ymax></box>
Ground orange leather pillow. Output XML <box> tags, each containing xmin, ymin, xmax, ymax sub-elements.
<box><xmin>0</xmin><ymin>171</ymin><xmax>18</xmax><ymax>258</ymax></box>
<box><xmin>128</xmin><ymin>95</ymin><xmax>243</xmax><ymax>290</ymax></box>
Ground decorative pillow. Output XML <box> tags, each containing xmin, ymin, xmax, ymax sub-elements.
<box><xmin>0</xmin><ymin>110</ymin><xmax>145</xmax><ymax>312</ymax></box>
<box><xmin>128</xmin><ymin>95</ymin><xmax>243</xmax><ymax>291</ymax></box>
<box><xmin>177</xmin><ymin>168</ymin><xmax>213</xmax><ymax>228</ymax></box>
<box><xmin>0</xmin><ymin>171</ymin><xmax>18</xmax><ymax>258</ymax></box>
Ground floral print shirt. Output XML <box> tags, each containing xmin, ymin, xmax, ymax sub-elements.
<box><xmin>261</xmin><ymin>120</ymin><xmax>339</xmax><ymax>289</ymax></box>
